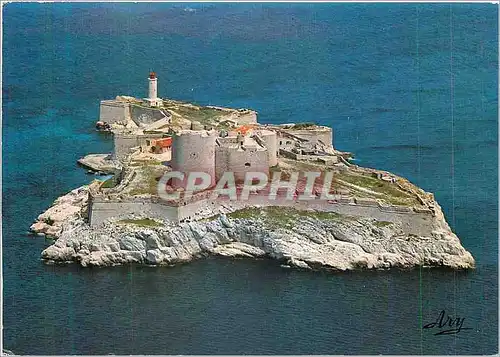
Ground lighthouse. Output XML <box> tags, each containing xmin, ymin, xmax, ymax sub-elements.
<box><xmin>144</xmin><ymin>71</ymin><xmax>163</xmax><ymax>107</ymax></box>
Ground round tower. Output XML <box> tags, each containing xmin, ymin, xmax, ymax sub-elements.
<box><xmin>144</xmin><ymin>72</ymin><xmax>163</xmax><ymax>107</ymax></box>
<box><xmin>259</xmin><ymin>130</ymin><xmax>278</xmax><ymax>167</ymax></box>
<box><xmin>148</xmin><ymin>71</ymin><xmax>158</xmax><ymax>99</ymax></box>
<box><xmin>170</xmin><ymin>130</ymin><xmax>217</xmax><ymax>189</ymax></box>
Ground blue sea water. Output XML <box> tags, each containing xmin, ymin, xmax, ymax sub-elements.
<box><xmin>2</xmin><ymin>3</ymin><xmax>498</xmax><ymax>355</ymax></box>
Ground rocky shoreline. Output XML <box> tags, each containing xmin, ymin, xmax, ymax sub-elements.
<box><xmin>32</xmin><ymin>184</ymin><xmax>475</xmax><ymax>271</ymax></box>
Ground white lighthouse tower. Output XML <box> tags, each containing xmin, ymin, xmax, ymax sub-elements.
<box><xmin>144</xmin><ymin>71</ymin><xmax>163</xmax><ymax>107</ymax></box>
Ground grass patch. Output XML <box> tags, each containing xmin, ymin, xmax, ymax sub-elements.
<box><xmin>336</xmin><ymin>172</ymin><xmax>420</xmax><ymax>206</ymax></box>
<box><xmin>267</xmin><ymin>160</ymin><xmax>420</xmax><ymax>207</ymax></box>
<box><xmin>128</xmin><ymin>165</ymin><xmax>167</xmax><ymax>196</ymax></box>
<box><xmin>292</xmin><ymin>122</ymin><xmax>316</xmax><ymax>129</ymax></box>
<box><xmin>227</xmin><ymin>207</ymin><xmax>262</xmax><ymax>219</ymax></box>
<box><xmin>374</xmin><ymin>220</ymin><xmax>393</xmax><ymax>228</ymax></box>
<box><xmin>279</xmin><ymin>158</ymin><xmax>333</xmax><ymax>174</ymax></box>
<box><xmin>228</xmin><ymin>206</ymin><xmax>346</xmax><ymax>228</ymax></box>
<box><xmin>215</xmin><ymin>121</ymin><xmax>234</xmax><ymax>130</ymax></box>
<box><xmin>101</xmin><ymin>178</ymin><xmax>116</xmax><ymax>189</ymax></box>
<box><xmin>118</xmin><ymin>218</ymin><xmax>163</xmax><ymax>227</ymax></box>
<box><xmin>164</xmin><ymin>103</ymin><xmax>223</xmax><ymax>125</ymax></box>
<box><xmin>129</xmin><ymin>159</ymin><xmax>162</xmax><ymax>167</ymax></box>
<box><xmin>306</xmin><ymin>210</ymin><xmax>342</xmax><ymax>220</ymax></box>
<box><xmin>337</xmin><ymin>173</ymin><xmax>387</xmax><ymax>191</ymax></box>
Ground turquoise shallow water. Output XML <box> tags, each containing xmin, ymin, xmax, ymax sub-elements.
<box><xmin>3</xmin><ymin>3</ymin><xmax>498</xmax><ymax>354</ymax></box>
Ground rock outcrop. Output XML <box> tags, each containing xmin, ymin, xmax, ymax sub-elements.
<box><xmin>38</xmin><ymin>208</ymin><xmax>475</xmax><ymax>271</ymax></box>
<box><xmin>29</xmin><ymin>184</ymin><xmax>95</xmax><ymax>238</ymax></box>
<box><xmin>31</xmin><ymin>181</ymin><xmax>474</xmax><ymax>271</ymax></box>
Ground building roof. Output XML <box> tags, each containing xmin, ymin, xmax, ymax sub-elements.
<box><xmin>152</xmin><ymin>137</ymin><xmax>172</xmax><ymax>148</ymax></box>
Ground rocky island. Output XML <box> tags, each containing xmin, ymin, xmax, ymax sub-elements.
<box><xmin>30</xmin><ymin>72</ymin><xmax>475</xmax><ymax>271</ymax></box>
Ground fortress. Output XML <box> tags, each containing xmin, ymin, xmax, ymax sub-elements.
<box><xmin>83</xmin><ymin>72</ymin><xmax>438</xmax><ymax>233</ymax></box>
<box><xmin>32</xmin><ymin>71</ymin><xmax>475</xmax><ymax>272</ymax></box>
<box><xmin>97</xmin><ymin>72</ymin><xmax>334</xmax><ymax>177</ymax></box>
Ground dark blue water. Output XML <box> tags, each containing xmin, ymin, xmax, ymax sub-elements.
<box><xmin>3</xmin><ymin>3</ymin><xmax>498</xmax><ymax>355</ymax></box>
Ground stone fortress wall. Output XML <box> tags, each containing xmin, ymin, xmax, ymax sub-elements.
<box><xmin>282</xmin><ymin>126</ymin><xmax>333</xmax><ymax>147</ymax></box>
<box><xmin>112</xmin><ymin>133</ymin><xmax>142</xmax><ymax>161</ymax></box>
<box><xmin>230</xmin><ymin>111</ymin><xmax>258</xmax><ymax>125</ymax></box>
<box><xmin>206</xmin><ymin>107</ymin><xmax>258</xmax><ymax>125</ymax></box>
<box><xmin>88</xmin><ymin>198</ymin><xmax>178</xmax><ymax>226</ymax></box>
<box><xmin>215</xmin><ymin>135</ymin><xmax>270</xmax><ymax>182</ymax></box>
<box><xmin>100</xmin><ymin>99</ymin><xmax>167</xmax><ymax>125</ymax></box>
<box><xmin>91</xmin><ymin>119</ymin><xmax>435</xmax><ymax>237</ymax></box>
<box><xmin>99</xmin><ymin>100</ymin><xmax>131</xmax><ymax>124</ymax></box>
<box><xmin>112</xmin><ymin>132</ymin><xmax>166</xmax><ymax>161</ymax></box>
<box><xmin>88</xmin><ymin>189</ymin><xmax>435</xmax><ymax>236</ymax></box>
<box><xmin>276</xmin><ymin>134</ymin><xmax>297</xmax><ymax>152</ymax></box>
<box><xmin>279</xmin><ymin>148</ymin><xmax>339</xmax><ymax>165</ymax></box>
<box><xmin>215</xmin><ymin>144</ymin><xmax>269</xmax><ymax>182</ymax></box>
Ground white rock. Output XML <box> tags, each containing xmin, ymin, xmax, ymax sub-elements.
<box><xmin>119</xmin><ymin>235</ymin><xmax>146</xmax><ymax>251</ymax></box>
<box><xmin>146</xmin><ymin>249</ymin><xmax>164</xmax><ymax>264</ymax></box>
<box><xmin>289</xmin><ymin>258</ymin><xmax>311</xmax><ymax>270</ymax></box>
<box><xmin>219</xmin><ymin>214</ymin><xmax>233</xmax><ymax>228</ymax></box>
<box><xmin>137</xmin><ymin>230</ymin><xmax>162</xmax><ymax>249</ymax></box>
<box><xmin>37</xmin><ymin>191</ymin><xmax>475</xmax><ymax>272</ymax></box>
<box><xmin>106</xmin><ymin>241</ymin><xmax>120</xmax><ymax>252</ymax></box>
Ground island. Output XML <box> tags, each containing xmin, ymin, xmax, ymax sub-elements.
<box><xmin>30</xmin><ymin>72</ymin><xmax>475</xmax><ymax>271</ymax></box>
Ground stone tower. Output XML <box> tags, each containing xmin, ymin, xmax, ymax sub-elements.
<box><xmin>170</xmin><ymin>130</ymin><xmax>217</xmax><ymax>189</ymax></box>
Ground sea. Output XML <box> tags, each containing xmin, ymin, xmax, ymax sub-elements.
<box><xmin>2</xmin><ymin>3</ymin><xmax>498</xmax><ymax>355</ymax></box>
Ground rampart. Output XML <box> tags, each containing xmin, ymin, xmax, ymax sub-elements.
<box><xmin>88</xmin><ymin>187</ymin><xmax>436</xmax><ymax>236</ymax></box>
<box><xmin>215</xmin><ymin>144</ymin><xmax>269</xmax><ymax>182</ymax></box>
<box><xmin>88</xmin><ymin>196</ymin><xmax>178</xmax><ymax>226</ymax></box>
<box><xmin>235</xmin><ymin>111</ymin><xmax>258</xmax><ymax>124</ymax></box>
<box><xmin>279</xmin><ymin>148</ymin><xmax>338</xmax><ymax>165</ymax></box>
<box><xmin>112</xmin><ymin>132</ymin><xmax>166</xmax><ymax>161</ymax></box>
<box><xmin>99</xmin><ymin>100</ymin><xmax>131</xmax><ymax>124</ymax></box>
<box><xmin>205</xmin><ymin>107</ymin><xmax>257</xmax><ymax>125</ymax></box>
<box><xmin>99</xmin><ymin>100</ymin><xmax>169</xmax><ymax>126</ymax></box>
<box><xmin>282</xmin><ymin>126</ymin><xmax>333</xmax><ymax>148</ymax></box>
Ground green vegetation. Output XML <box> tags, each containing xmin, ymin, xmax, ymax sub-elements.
<box><xmin>124</xmin><ymin>163</ymin><xmax>168</xmax><ymax>196</ymax></box>
<box><xmin>269</xmin><ymin>159</ymin><xmax>420</xmax><ymax>207</ymax></box>
<box><xmin>128</xmin><ymin>165</ymin><xmax>167</xmax><ymax>196</ymax></box>
<box><xmin>292</xmin><ymin>122</ymin><xmax>316</xmax><ymax>129</ymax></box>
<box><xmin>280</xmin><ymin>158</ymin><xmax>329</xmax><ymax>172</ymax></box>
<box><xmin>269</xmin><ymin>164</ymin><xmax>281</xmax><ymax>177</ymax></box>
<box><xmin>215</xmin><ymin>121</ymin><xmax>234</xmax><ymax>130</ymax></box>
<box><xmin>335</xmin><ymin>172</ymin><xmax>420</xmax><ymax>206</ymax></box>
<box><xmin>374</xmin><ymin>220</ymin><xmax>393</xmax><ymax>228</ymax></box>
<box><xmin>336</xmin><ymin>173</ymin><xmax>390</xmax><ymax>192</ymax></box>
<box><xmin>118</xmin><ymin>218</ymin><xmax>163</xmax><ymax>227</ymax></box>
<box><xmin>307</xmin><ymin>210</ymin><xmax>343</xmax><ymax>220</ymax></box>
<box><xmin>129</xmin><ymin>159</ymin><xmax>162</xmax><ymax>167</ymax></box>
<box><xmin>163</xmin><ymin>102</ymin><xmax>223</xmax><ymax>125</ymax></box>
<box><xmin>101</xmin><ymin>178</ymin><xmax>116</xmax><ymax>189</ymax></box>
<box><xmin>227</xmin><ymin>207</ymin><xmax>262</xmax><ymax>219</ymax></box>
<box><xmin>228</xmin><ymin>206</ymin><xmax>346</xmax><ymax>228</ymax></box>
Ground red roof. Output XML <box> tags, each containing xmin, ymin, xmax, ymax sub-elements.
<box><xmin>153</xmin><ymin>137</ymin><xmax>172</xmax><ymax>148</ymax></box>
